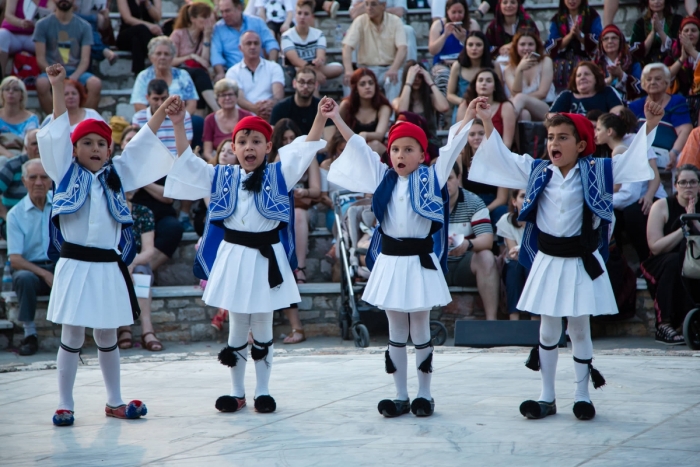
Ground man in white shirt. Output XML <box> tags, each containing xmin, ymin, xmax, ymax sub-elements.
<box><xmin>349</xmin><ymin>0</ymin><xmax>417</xmax><ymax>62</ymax></box>
<box><xmin>225</xmin><ymin>31</ymin><xmax>285</xmax><ymax>121</ymax></box>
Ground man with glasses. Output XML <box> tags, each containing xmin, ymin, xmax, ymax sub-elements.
<box><xmin>270</xmin><ymin>67</ymin><xmax>335</xmax><ymax>138</ymax></box>
<box><xmin>342</xmin><ymin>0</ymin><xmax>407</xmax><ymax>103</ymax></box>
<box><xmin>6</xmin><ymin>159</ymin><xmax>54</xmax><ymax>356</ymax></box>
<box><xmin>0</xmin><ymin>129</ymin><xmax>40</xmax><ymax>239</ymax></box>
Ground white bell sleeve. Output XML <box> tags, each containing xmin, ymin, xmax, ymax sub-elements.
<box><xmin>114</xmin><ymin>124</ymin><xmax>178</xmax><ymax>192</ymax></box>
<box><xmin>327</xmin><ymin>134</ymin><xmax>388</xmax><ymax>194</ymax></box>
<box><xmin>435</xmin><ymin>119</ymin><xmax>472</xmax><ymax>187</ymax></box>
<box><xmin>468</xmin><ymin>130</ymin><xmax>531</xmax><ymax>190</ymax></box>
<box><xmin>278</xmin><ymin>136</ymin><xmax>328</xmax><ymax>190</ymax></box>
<box><xmin>37</xmin><ymin>111</ymin><xmax>74</xmax><ymax>183</ymax></box>
<box><xmin>612</xmin><ymin>123</ymin><xmax>656</xmax><ymax>185</ymax></box>
<box><xmin>164</xmin><ymin>147</ymin><xmax>215</xmax><ymax>200</ymax></box>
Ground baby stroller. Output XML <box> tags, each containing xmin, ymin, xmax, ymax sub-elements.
<box><xmin>680</xmin><ymin>214</ymin><xmax>700</xmax><ymax>349</ymax></box>
<box><xmin>333</xmin><ymin>192</ymin><xmax>448</xmax><ymax>348</ymax></box>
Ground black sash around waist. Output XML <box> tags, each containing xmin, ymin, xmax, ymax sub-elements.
<box><xmin>60</xmin><ymin>242</ymin><xmax>141</xmax><ymax>320</ymax></box>
<box><xmin>224</xmin><ymin>227</ymin><xmax>283</xmax><ymax>288</ymax></box>
<box><xmin>381</xmin><ymin>233</ymin><xmax>437</xmax><ymax>270</ymax></box>
<box><xmin>537</xmin><ymin>231</ymin><xmax>603</xmax><ymax>280</ymax></box>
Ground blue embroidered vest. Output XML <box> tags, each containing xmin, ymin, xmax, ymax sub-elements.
<box><xmin>48</xmin><ymin>161</ymin><xmax>136</xmax><ymax>265</ymax></box>
<box><xmin>194</xmin><ymin>162</ymin><xmax>297</xmax><ymax>280</ymax></box>
<box><xmin>518</xmin><ymin>157</ymin><xmax>613</xmax><ymax>270</ymax></box>
<box><xmin>366</xmin><ymin>165</ymin><xmax>449</xmax><ymax>273</ymax></box>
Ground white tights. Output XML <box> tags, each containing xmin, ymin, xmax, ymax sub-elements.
<box><xmin>385</xmin><ymin>310</ymin><xmax>433</xmax><ymax>400</ymax></box>
<box><xmin>538</xmin><ymin>315</ymin><xmax>594</xmax><ymax>403</ymax></box>
<box><xmin>227</xmin><ymin>312</ymin><xmax>273</xmax><ymax>399</ymax></box>
<box><xmin>57</xmin><ymin>325</ymin><xmax>124</xmax><ymax>411</ymax></box>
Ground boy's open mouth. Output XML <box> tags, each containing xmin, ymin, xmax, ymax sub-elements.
<box><xmin>397</xmin><ymin>163</ymin><xmax>406</xmax><ymax>169</ymax></box>
<box><xmin>551</xmin><ymin>150</ymin><xmax>562</xmax><ymax>161</ymax></box>
<box><xmin>90</xmin><ymin>156</ymin><xmax>101</xmax><ymax>161</ymax></box>
<box><xmin>244</xmin><ymin>155</ymin><xmax>256</xmax><ymax>163</ymax></box>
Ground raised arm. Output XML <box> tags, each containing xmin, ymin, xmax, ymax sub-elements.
<box><xmin>37</xmin><ymin>65</ymin><xmax>72</xmax><ymax>182</ymax></box>
<box><xmin>613</xmin><ymin>99</ymin><xmax>662</xmax><ymax>185</ymax></box>
<box><xmin>435</xmin><ymin>111</ymin><xmax>473</xmax><ymax>187</ymax></box>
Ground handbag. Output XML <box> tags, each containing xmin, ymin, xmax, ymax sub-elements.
<box><xmin>682</xmin><ymin>235</ymin><xmax>700</xmax><ymax>279</ymax></box>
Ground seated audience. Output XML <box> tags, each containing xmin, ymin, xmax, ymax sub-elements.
<box><xmin>170</xmin><ymin>2</ymin><xmax>219</xmax><ymax>113</ymax></box>
<box><xmin>457</xmin><ymin>68</ymin><xmax>515</xmax><ymax>150</ymax></box>
<box><xmin>319</xmin><ymin>131</ymin><xmax>347</xmax><ymax>232</ymax></box>
<box><xmin>281</xmin><ymin>0</ymin><xmax>343</xmax><ymax>87</ymax></box>
<box><xmin>6</xmin><ymin>159</ymin><xmax>53</xmax><ymax>356</ymax></box>
<box><xmin>225</xmin><ymin>31</ymin><xmax>284</xmax><ymax>121</ymax></box>
<box><xmin>33</xmin><ymin>0</ymin><xmax>102</xmax><ymax>114</ymax></box>
<box><xmin>428</xmin><ymin>0</ymin><xmax>480</xmax><ymax>99</ymax></box>
<box><xmin>76</xmin><ymin>0</ymin><xmax>117</xmax><ymax>64</ymax></box>
<box><xmin>349</xmin><ymin>0</ymin><xmax>417</xmax><ymax>62</ymax></box>
<box><xmin>40</xmin><ymin>79</ymin><xmax>104</xmax><ymax>131</ymax></box>
<box><xmin>631</xmin><ymin>0</ymin><xmax>682</xmax><ymax>68</ymax></box>
<box><xmin>131</xmin><ymin>36</ymin><xmax>199</xmax><ymax>115</ymax></box>
<box><xmin>342</xmin><ymin>0</ymin><xmax>407</xmax><ymax>103</ymax></box>
<box><xmin>0</xmin><ymin>77</ymin><xmax>39</xmax><ymax>158</ymax></box>
<box><xmin>0</xmin><ymin>128</ymin><xmax>39</xmax><ymax>234</ymax></box>
<box><xmin>211</xmin><ymin>0</ymin><xmax>280</xmax><ymax>81</ymax></box>
<box><xmin>339</xmin><ymin>68</ymin><xmax>392</xmax><ymax>155</ymax></box>
<box><xmin>485</xmin><ymin>0</ymin><xmax>538</xmax><ymax>61</ymax></box>
<box><xmin>0</xmin><ymin>0</ymin><xmax>53</xmax><ymax>76</ymax></box>
<box><xmin>447</xmin><ymin>31</ymin><xmax>492</xmax><ymax>124</ymax></box>
<box><xmin>393</xmin><ymin>62</ymin><xmax>449</xmax><ymax>137</ymax></box>
<box><xmin>270</xmin><ymin>67</ymin><xmax>335</xmax><ymax>138</ymax></box>
<box><xmin>116</xmin><ymin>0</ymin><xmax>162</xmax><ymax>75</ymax></box>
<box><xmin>503</xmin><ymin>29</ymin><xmax>556</xmax><ymax>121</ymax></box>
<box><xmin>667</xmin><ymin>15</ymin><xmax>700</xmax><ymax>96</ymax></box>
<box><xmin>545</xmin><ymin>0</ymin><xmax>602</xmax><ymax>92</ymax></box>
<box><xmin>629</xmin><ymin>63</ymin><xmax>692</xmax><ymax>171</ymax></box>
<box><xmin>203</xmin><ymin>79</ymin><xmax>253</xmax><ymax>162</ymax></box>
<box><xmin>254</xmin><ymin>0</ymin><xmax>294</xmax><ymax>41</ymax></box>
<box><xmin>495</xmin><ymin>189</ymin><xmax>529</xmax><ymax>320</ymax></box>
<box><xmin>445</xmin><ymin>163</ymin><xmax>500</xmax><ymax>321</ymax></box>
<box><xmin>594</xmin><ymin>24</ymin><xmax>643</xmax><ymax>103</ymax></box>
<box><xmin>642</xmin><ymin>165</ymin><xmax>700</xmax><ymax>345</ymax></box>
<box><xmin>549</xmin><ymin>61</ymin><xmax>624</xmax><ymax>115</ymax></box>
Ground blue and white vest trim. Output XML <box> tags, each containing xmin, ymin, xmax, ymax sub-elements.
<box><xmin>48</xmin><ymin>161</ymin><xmax>136</xmax><ymax>265</ymax></box>
<box><xmin>366</xmin><ymin>165</ymin><xmax>449</xmax><ymax>273</ymax></box>
<box><xmin>194</xmin><ymin>162</ymin><xmax>297</xmax><ymax>280</ymax></box>
<box><xmin>518</xmin><ymin>156</ymin><xmax>613</xmax><ymax>270</ymax></box>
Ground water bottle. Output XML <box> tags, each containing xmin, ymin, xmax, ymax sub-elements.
<box><xmin>2</xmin><ymin>261</ymin><xmax>12</xmax><ymax>292</ymax></box>
<box><xmin>334</xmin><ymin>24</ymin><xmax>343</xmax><ymax>45</ymax></box>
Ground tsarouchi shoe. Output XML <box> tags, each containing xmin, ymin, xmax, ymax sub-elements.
<box><xmin>254</xmin><ymin>395</ymin><xmax>276</xmax><ymax>413</ymax></box>
<box><xmin>52</xmin><ymin>409</ymin><xmax>74</xmax><ymax>426</ymax></box>
<box><xmin>410</xmin><ymin>397</ymin><xmax>435</xmax><ymax>417</ymax></box>
<box><xmin>105</xmin><ymin>400</ymin><xmax>147</xmax><ymax>419</ymax></box>
<box><xmin>215</xmin><ymin>395</ymin><xmax>247</xmax><ymax>413</ymax></box>
<box><xmin>377</xmin><ymin>399</ymin><xmax>410</xmax><ymax>418</ymax></box>
<box><xmin>573</xmin><ymin>400</ymin><xmax>596</xmax><ymax>420</ymax></box>
<box><xmin>519</xmin><ymin>400</ymin><xmax>556</xmax><ymax>419</ymax></box>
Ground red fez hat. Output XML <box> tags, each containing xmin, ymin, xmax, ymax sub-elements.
<box><xmin>387</xmin><ymin>121</ymin><xmax>428</xmax><ymax>155</ymax></box>
<box><xmin>681</xmin><ymin>15</ymin><xmax>700</xmax><ymax>32</ymax></box>
<box><xmin>71</xmin><ymin>119</ymin><xmax>113</xmax><ymax>146</ymax></box>
<box><xmin>560</xmin><ymin>113</ymin><xmax>596</xmax><ymax>158</ymax></box>
<box><xmin>232</xmin><ymin>116</ymin><xmax>273</xmax><ymax>142</ymax></box>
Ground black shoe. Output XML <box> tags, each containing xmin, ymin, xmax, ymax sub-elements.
<box><xmin>215</xmin><ymin>395</ymin><xmax>246</xmax><ymax>413</ymax></box>
<box><xmin>19</xmin><ymin>335</ymin><xmax>39</xmax><ymax>356</ymax></box>
<box><xmin>377</xmin><ymin>399</ymin><xmax>410</xmax><ymax>418</ymax></box>
<box><xmin>655</xmin><ymin>325</ymin><xmax>685</xmax><ymax>346</ymax></box>
<box><xmin>573</xmin><ymin>401</ymin><xmax>596</xmax><ymax>420</ymax></box>
<box><xmin>410</xmin><ymin>397</ymin><xmax>435</xmax><ymax>417</ymax></box>
<box><xmin>253</xmin><ymin>395</ymin><xmax>276</xmax><ymax>413</ymax></box>
<box><xmin>519</xmin><ymin>400</ymin><xmax>556</xmax><ymax>419</ymax></box>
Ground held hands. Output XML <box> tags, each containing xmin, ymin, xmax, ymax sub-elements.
<box><xmin>320</xmin><ymin>97</ymin><xmax>339</xmax><ymax>120</ymax></box>
<box><xmin>473</xmin><ymin>96</ymin><xmax>491</xmax><ymax>122</ymax></box>
<box><xmin>46</xmin><ymin>64</ymin><xmax>66</xmax><ymax>87</ymax></box>
<box><xmin>164</xmin><ymin>96</ymin><xmax>186</xmax><ymax>124</ymax></box>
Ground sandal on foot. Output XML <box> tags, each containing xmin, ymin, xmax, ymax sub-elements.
<box><xmin>377</xmin><ymin>399</ymin><xmax>410</xmax><ymax>418</ymax></box>
<box><xmin>140</xmin><ymin>331</ymin><xmax>163</xmax><ymax>352</ymax></box>
<box><xmin>655</xmin><ymin>324</ymin><xmax>685</xmax><ymax>345</ymax></box>
<box><xmin>283</xmin><ymin>328</ymin><xmax>306</xmax><ymax>344</ymax></box>
<box><xmin>294</xmin><ymin>267</ymin><xmax>307</xmax><ymax>284</ymax></box>
<box><xmin>573</xmin><ymin>400</ymin><xmax>596</xmax><ymax>420</ymax></box>
<box><xmin>105</xmin><ymin>400</ymin><xmax>147</xmax><ymax>419</ymax></box>
<box><xmin>410</xmin><ymin>397</ymin><xmax>435</xmax><ymax>417</ymax></box>
<box><xmin>117</xmin><ymin>328</ymin><xmax>132</xmax><ymax>350</ymax></box>
<box><xmin>254</xmin><ymin>395</ymin><xmax>276</xmax><ymax>413</ymax></box>
<box><xmin>215</xmin><ymin>395</ymin><xmax>247</xmax><ymax>413</ymax></box>
<box><xmin>53</xmin><ymin>409</ymin><xmax>74</xmax><ymax>427</ymax></box>
<box><xmin>520</xmin><ymin>400</ymin><xmax>556</xmax><ymax>419</ymax></box>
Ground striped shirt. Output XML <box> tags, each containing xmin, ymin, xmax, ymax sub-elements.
<box><xmin>0</xmin><ymin>154</ymin><xmax>29</xmax><ymax>208</ymax></box>
<box><xmin>281</xmin><ymin>27</ymin><xmax>326</xmax><ymax>63</ymax></box>
<box><xmin>131</xmin><ymin>108</ymin><xmax>193</xmax><ymax>156</ymax></box>
<box><xmin>448</xmin><ymin>188</ymin><xmax>492</xmax><ymax>261</ymax></box>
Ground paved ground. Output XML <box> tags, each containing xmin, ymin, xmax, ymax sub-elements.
<box><xmin>1</xmin><ymin>336</ymin><xmax>699</xmax><ymax>466</ymax></box>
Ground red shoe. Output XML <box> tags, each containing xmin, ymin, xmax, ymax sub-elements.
<box><xmin>105</xmin><ymin>400</ymin><xmax>147</xmax><ymax>419</ymax></box>
<box><xmin>211</xmin><ymin>309</ymin><xmax>227</xmax><ymax>331</ymax></box>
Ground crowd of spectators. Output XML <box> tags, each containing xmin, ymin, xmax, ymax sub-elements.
<box><xmin>5</xmin><ymin>0</ymin><xmax>700</xmax><ymax>352</ymax></box>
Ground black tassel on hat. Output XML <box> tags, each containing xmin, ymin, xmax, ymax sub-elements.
<box><xmin>104</xmin><ymin>165</ymin><xmax>122</xmax><ymax>192</ymax></box>
<box><xmin>525</xmin><ymin>345</ymin><xmax>540</xmax><ymax>371</ymax></box>
<box><xmin>242</xmin><ymin>160</ymin><xmax>267</xmax><ymax>193</ymax></box>
<box><xmin>574</xmin><ymin>356</ymin><xmax>606</xmax><ymax>389</ymax></box>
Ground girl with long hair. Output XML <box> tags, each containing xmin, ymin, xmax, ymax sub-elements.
<box><xmin>631</xmin><ymin>0</ymin><xmax>683</xmax><ymax>67</ymax></box>
<box><xmin>447</xmin><ymin>31</ymin><xmax>493</xmax><ymax>124</ymax></box>
<box><xmin>485</xmin><ymin>0</ymin><xmax>538</xmax><ymax>60</ymax></box>
<box><xmin>393</xmin><ymin>61</ymin><xmax>450</xmax><ymax>134</ymax></box>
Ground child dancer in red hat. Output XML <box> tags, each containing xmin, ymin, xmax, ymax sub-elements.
<box><xmin>323</xmin><ymin>98</ymin><xmax>473</xmax><ymax>417</ymax></box>
<box><xmin>39</xmin><ymin>64</ymin><xmax>187</xmax><ymax>426</ymax></box>
<box><xmin>468</xmin><ymin>96</ymin><xmax>664</xmax><ymax>420</ymax></box>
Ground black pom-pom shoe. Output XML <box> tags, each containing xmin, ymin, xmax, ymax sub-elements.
<box><xmin>410</xmin><ymin>397</ymin><xmax>435</xmax><ymax>417</ymax></box>
<box><xmin>377</xmin><ymin>399</ymin><xmax>410</xmax><ymax>418</ymax></box>
<box><xmin>573</xmin><ymin>401</ymin><xmax>596</xmax><ymax>420</ymax></box>
<box><xmin>519</xmin><ymin>400</ymin><xmax>556</xmax><ymax>419</ymax></box>
<box><xmin>215</xmin><ymin>395</ymin><xmax>246</xmax><ymax>413</ymax></box>
<box><xmin>254</xmin><ymin>395</ymin><xmax>277</xmax><ymax>413</ymax></box>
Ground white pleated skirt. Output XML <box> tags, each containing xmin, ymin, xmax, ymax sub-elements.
<box><xmin>47</xmin><ymin>258</ymin><xmax>133</xmax><ymax>329</ymax></box>
<box><xmin>203</xmin><ymin>241</ymin><xmax>300</xmax><ymax>314</ymax></box>
<box><xmin>517</xmin><ymin>250</ymin><xmax>618</xmax><ymax>317</ymax></box>
<box><xmin>362</xmin><ymin>253</ymin><xmax>452</xmax><ymax>312</ymax></box>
